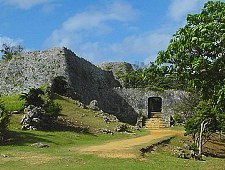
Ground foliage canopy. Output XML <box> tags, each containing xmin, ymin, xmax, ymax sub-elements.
<box><xmin>155</xmin><ymin>1</ymin><xmax>225</xmax><ymax>158</ymax></box>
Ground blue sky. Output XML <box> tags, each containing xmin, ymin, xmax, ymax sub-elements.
<box><xmin>0</xmin><ymin>0</ymin><xmax>217</xmax><ymax>64</ymax></box>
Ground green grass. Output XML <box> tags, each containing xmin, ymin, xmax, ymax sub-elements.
<box><xmin>1</xmin><ymin>130</ymin><xmax>225</xmax><ymax>170</ymax></box>
<box><xmin>1</xmin><ymin>94</ymin><xmax>225</xmax><ymax>170</ymax></box>
<box><xmin>53</xmin><ymin>94</ymin><xmax>123</xmax><ymax>132</ymax></box>
<box><xmin>0</xmin><ymin>95</ymin><xmax>25</xmax><ymax>112</ymax></box>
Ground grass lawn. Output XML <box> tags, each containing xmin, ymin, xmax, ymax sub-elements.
<box><xmin>1</xmin><ymin>95</ymin><xmax>225</xmax><ymax>170</ymax></box>
<box><xmin>1</xmin><ymin>129</ymin><xmax>225</xmax><ymax>170</ymax></box>
<box><xmin>0</xmin><ymin>95</ymin><xmax>25</xmax><ymax>112</ymax></box>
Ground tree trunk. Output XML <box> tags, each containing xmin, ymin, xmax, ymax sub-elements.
<box><xmin>197</xmin><ymin>120</ymin><xmax>208</xmax><ymax>160</ymax></box>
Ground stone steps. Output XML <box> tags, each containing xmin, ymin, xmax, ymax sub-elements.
<box><xmin>145</xmin><ymin>112</ymin><xmax>167</xmax><ymax>129</ymax></box>
<box><xmin>150</xmin><ymin>112</ymin><xmax>164</xmax><ymax>118</ymax></box>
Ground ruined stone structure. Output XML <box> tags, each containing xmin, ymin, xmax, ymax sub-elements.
<box><xmin>0</xmin><ymin>47</ymin><xmax>188</xmax><ymax>126</ymax></box>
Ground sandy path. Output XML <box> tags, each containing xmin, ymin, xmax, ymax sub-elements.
<box><xmin>79</xmin><ymin>129</ymin><xmax>183</xmax><ymax>158</ymax></box>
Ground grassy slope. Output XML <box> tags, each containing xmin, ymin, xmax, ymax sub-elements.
<box><xmin>53</xmin><ymin>94</ymin><xmax>120</xmax><ymax>132</ymax></box>
<box><xmin>0</xmin><ymin>95</ymin><xmax>225</xmax><ymax>170</ymax></box>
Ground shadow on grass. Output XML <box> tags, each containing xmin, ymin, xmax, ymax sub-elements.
<box><xmin>1</xmin><ymin>119</ymin><xmax>95</xmax><ymax>146</ymax></box>
<box><xmin>1</xmin><ymin>130</ymin><xmax>56</xmax><ymax>146</ymax></box>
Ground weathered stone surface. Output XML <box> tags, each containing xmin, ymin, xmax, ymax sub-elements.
<box><xmin>31</xmin><ymin>142</ymin><xmax>49</xmax><ymax>148</ymax></box>
<box><xmin>98</xmin><ymin>62</ymin><xmax>133</xmax><ymax>86</ymax></box>
<box><xmin>97</xmin><ymin>128</ymin><xmax>114</xmax><ymax>135</ymax></box>
<box><xmin>21</xmin><ymin>105</ymin><xmax>45</xmax><ymax>130</ymax></box>
<box><xmin>111</xmin><ymin>88</ymin><xmax>189</xmax><ymax>127</ymax></box>
<box><xmin>89</xmin><ymin>100</ymin><xmax>99</xmax><ymax>111</ymax></box>
<box><xmin>0</xmin><ymin>48</ymin><xmax>68</xmax><ymax>95</ymax></box>
<box><xmin>115</xmin><ymin>124</ymin><xmax>128</xmax><ymax>132</ymax></box>
<box><xmin>0</xmin><ymin>47</ymin><xmax>190</xmax><ymax>126</ymax></box>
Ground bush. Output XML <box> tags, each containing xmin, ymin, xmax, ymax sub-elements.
<box><xmin>0</xmin><ymin>100</ymin><xmax>10</xmax><ymax>141</ymax></box>
<box><xmin>20</xmin><ymin>88</ymin><xmax>44</xmax><ymax>107</ymax></box>
<box><xmin>20</xmin><ymin>88</ymin><xmax>61</xmax><ymax>130</ymax></box>
<box><xmin>43</xmin><ymin>99</ymin><xmax>61</xmax><ymax>120</ymax></box>
<box><xmin>0</xmin><ymin>43</ymin><xmax>23</xmax><ymax>61</ymax></box>
<box><xmin>174</xmin><ymin>113</ymin><xmax>183</xmax><ymax>125</ymax></box>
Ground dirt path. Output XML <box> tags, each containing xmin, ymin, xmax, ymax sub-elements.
<box><xmin>79</xmin><ymin>129</ymin><xmax>183</xmax><ymax>158</ymax></box>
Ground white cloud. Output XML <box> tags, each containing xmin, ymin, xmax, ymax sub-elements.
<box><xmin>0</xmin><ymin>36</ymin><xmax>23</xmax><ymax>46</ymax></box>
<box><xmin>54</xmin><ymin>29</ymin><xmax>172</xmax><ymax>64</ymax></box>
<box><xmin>0</xmin><ymin>0</ymin><xmax>55</xmax><ymax>10</ymax></box>
<box><xmin>45</xmin><ymin>1</ymin><xmax>138</xmax><ymax>62</ymax></box>
<box><xmin>109</xmin><ymin>30</ymin><xmax>172</xmax><ymax>64</ymax></box>
<box><xmin>45</xmin><ymin>0</ymin><xmax>214</xmax><ymax>64</ymax></box>
<box><xmin>168</xmin><ymin>0</ymin><xmax>207</xmax><ymax>21</ymax></box>
<box><xmin>0</xmin><ymin>36</ymin><xmax>24</xmax><ymax>58</ymax></box>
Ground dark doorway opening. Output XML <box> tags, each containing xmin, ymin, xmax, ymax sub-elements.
<box><xmin>148</xmin><ymin>97</ymin><xmax>162</xmax><ymax>118</ymax></box>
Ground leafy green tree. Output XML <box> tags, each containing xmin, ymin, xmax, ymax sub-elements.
<box><xmin>120</xmin><ymin>62</ymin><xmax>180</xmax><ymax>91</ymax></box>
<box><xmin>156</xmin><ymin>1</ymin><xmax>225</xmax><ymax>159</ymax></box>
<box><xmin>20</xmin><ymin>88</ymin><xmax>44</xmax><ymax>107</ymax></box>
<box><xmin>20</xmin><ymin>88</ymin><xmax>61</xmax><ymax>129</ymax></box>
<box><xmin>157</xmin><ymin>1</ymin><xmax>225</xmax><ymax>99</ymax></box>
<box><xmin>0</xmin><ymin>43</ymin><xmax>23</xmax><ymax>61</ymax></box>
<box><xmin>184</xmin><ymin>100</ymin><xmax>218</xmax><ymax>158</ymax></box>
<box><xmin>0</xmin><ymin>99</ymin><xmax>10</xmax><ymax>142</ymax></box>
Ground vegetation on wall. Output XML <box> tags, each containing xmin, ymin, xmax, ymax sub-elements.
<box><xmin>0</xmin><ymin>43</ymin><xmax>23</xmax><ymax>61</ymax></box>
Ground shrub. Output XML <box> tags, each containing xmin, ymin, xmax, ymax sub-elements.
<box><xmin>0</xmin><ymin>43</ymin><xmax>23</xmax><ymax>61</ymax></box>
<box><xmin>43</xmin><ymin>99</ymin><xmax>61</xmax><ymax>120</ymax></box>
<box><xmin>20</xmin><ymin>88</ymin><xmax>44</xmax><ymax>107</ymax></box>
<box><xmin>0</xmin><ymin>100</ymin><xmax>10</xmax><ymax>141</ymax></box>
<box><xmin>20</xmin><ymin>88</ymin><xmax>61</xmax><ymax>130</ymax></box>
<box><xmin>174</xmin><ymin>113</ymin><xmax>183</xmax><ymax>125</ymax></box>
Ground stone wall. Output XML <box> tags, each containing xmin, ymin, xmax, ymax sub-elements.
<box><xmin>98</xmin><ymin>62</ymin><xmax>133</xmax><ymax>86</ymax></box>
<box><xmin>0</xmin><ymin>48</ymin><xmax>68</xmax><ymax>95</ymax></box>
<box><xmin>112</xmin><ymin>88</ymin><xmax>188</xmax><ymax>127</ymax></box>
<box><xmin>0</xmin><ymin>47</ymin><xmax>189</xmax><ymax>125</ymax></box>
<box><xmin>63</xmin><ymin>49</ymin><xmax>121</xmax><ymax>104</ymax></box>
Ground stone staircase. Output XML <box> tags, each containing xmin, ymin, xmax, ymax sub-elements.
<box><xmin>145</xmin><ymin>112</ymin><xmax>167</xmax><ymax>129</ymax></box>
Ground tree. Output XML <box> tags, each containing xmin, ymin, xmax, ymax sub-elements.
<box><xmin>0</xmin><ymin>43</ymin><xmax>23</xmax><ymax>61</ymax></box>
<box><xmin>0</xmin><ymin>99</ymin><xmax>10</xmax><ymax>142</ymax></box>
<box><xmin>157</xmin><ymin>1</ymin><xmax>225</xmax><ymax>99</ymax></box>
<box><xmin>20</xmin><ymin>88</ymin><xmax>61</xmax><ymax>129</ymax></box>
<box><xmin>20</xmin><ymin>88</ymin><xmax>44</xmax><ymax>107</ymax></box>
<box><xmin>120</xmin><ymin>62</ymin><xmax>180</xmax><ymax>90</ymax></box>
<box><xmin>184</xmin><ymin>100</ymin><xmax>218</xmax><ymax>159</ymax></box>
<box><xmin>156</xmin><ymin>1</ymin><xmax>225</xmax><ymax>159</ymax></box>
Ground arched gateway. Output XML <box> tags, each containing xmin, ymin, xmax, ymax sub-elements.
<box><xmin>148</xmin><ymin>97</ymin><xmax>162</xmax><ymax>118</ymax></box>
<box><xmin>146</xmin><ymin>96</ymin><xmax>166</xmax><ymax>129</ymax></box>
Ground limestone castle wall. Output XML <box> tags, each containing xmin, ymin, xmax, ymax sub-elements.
<box><xmin>0</xmin><ymin>48</ymin><xmax>68</xmax><ymax>94</ymax></box>
<box><xmin>0</xmin><ymin>47</ymin><xmax>189</xmax><ymax>125</ymax></box>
